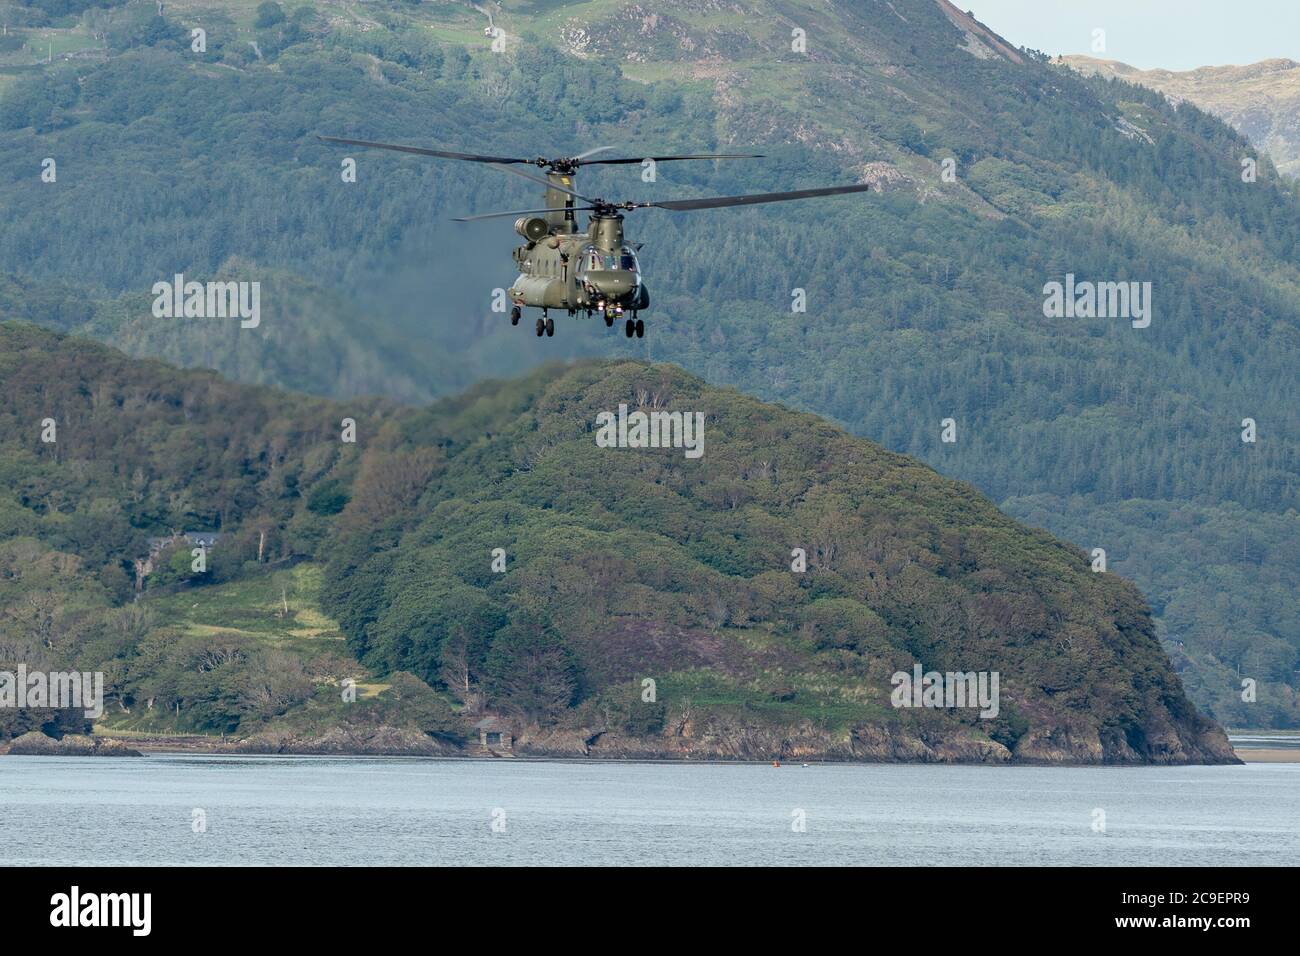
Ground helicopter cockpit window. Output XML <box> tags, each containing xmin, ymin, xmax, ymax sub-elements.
<box><xmin>580</xmin><ymin>246</ymin><xmax>639</xmax><ymax>273</ymax></box>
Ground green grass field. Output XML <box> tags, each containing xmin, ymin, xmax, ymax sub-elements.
<box><xmin>142</xmin><ymin>563</ymin><xmax>347</xmax><ymax>649</ymax></box>
<box><xmin>95</xmin><ymin>562</ymin><xmax>380</xmax><ymax>735</ymax></box>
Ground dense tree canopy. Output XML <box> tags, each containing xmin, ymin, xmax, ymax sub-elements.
<box><xmin>0</xmin><ymin>0</ymin><xmax>1294</xmax><ymax>728</ymax></box>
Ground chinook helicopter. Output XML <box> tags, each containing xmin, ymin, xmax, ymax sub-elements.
<box><xmin>319</xmin><ymin>137</ymin><xmax>871</xmax><ymax>338</ymax></box>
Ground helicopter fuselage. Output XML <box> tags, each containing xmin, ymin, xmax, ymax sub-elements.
<box><xmin>508</xmin><ymin>212</ymin><xmax>650</xmax><ymax>317</ymax></box>
<box><xmin>317</xmin><ymin>135</ymin><xmax>869</xmax><ymax>339</ymax></box>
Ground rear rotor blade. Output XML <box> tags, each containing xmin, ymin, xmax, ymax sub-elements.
<box><xmin>453</xmin><ymin>207</ymin><xmax>599</xmax><ymax>222</ymax></box>
<box><xmin>643</xmin><ymin>183</ymin><xmax>870</xmax><ymax>211</ymax></box>
<box><xmin>579</xmin><ymin>152</ymin><xmax>764</xmax><ymax>166</ymax></box>
<box><xmin>315</xmin><ymin>137</ymin><xmax>595</xmax><ymax>201</ymax></box>
<box><xmin>487</xmin><ymin>163</ymin><xmax>595</xmax><ymax>203</ymax></box>
<box><xmin>317</xmin><ymin>136</ymin><xmax>530</xmax><ymax>165</ymax></box>
<box><xmin>573</xmin><ymin>145</ymin><xmax>618</xmax><ymax>161</ymax></box>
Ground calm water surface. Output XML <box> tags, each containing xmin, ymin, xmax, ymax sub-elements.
<box><xmin>1</xmin><ymin>755</ymin><xmax>1295</xmax><ymax>866</ymax></box>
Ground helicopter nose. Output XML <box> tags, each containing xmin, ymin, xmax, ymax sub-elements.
<box><xmin>591</xmin><ymin>270</ymin><xmax>636</xmax><ymax>300</ymax></box>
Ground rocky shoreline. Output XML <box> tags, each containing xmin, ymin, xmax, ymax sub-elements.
<box><xmin>1</xmin><ymin>732</ymin><xmax>145</xmax><ymax>757</ymax></box>
<box><xmin>1</xmin><ymin>717</ymin><xmax>1242</xmax><ymax>765</ymax></box>
<box><xmin>512</xmin><ymin>716</ymin><xmax>1242</xmax><ymax>765</ymax></box>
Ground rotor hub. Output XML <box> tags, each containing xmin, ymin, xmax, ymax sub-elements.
<box><xmin>536</xmin><ymin>158</ymin><xmax>580</xmax><ymax>173</ymax></box>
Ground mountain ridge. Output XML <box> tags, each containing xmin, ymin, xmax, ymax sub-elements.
<box><xmin>0</xmin><ymin>0</ymin><xmax>1294</xmax><ymax>729</ymax></box>
<box><xmin>1058</xmin><ymin>53</ymin><xmax>1300</xmax><ymax>176</ymax></box>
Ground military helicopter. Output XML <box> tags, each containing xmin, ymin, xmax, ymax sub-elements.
<box><xmin>319</xmin><ymin>137</ymin><xmax>871</xmax><ymax>338</ymax></box>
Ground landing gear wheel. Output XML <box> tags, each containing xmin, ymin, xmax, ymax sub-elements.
<box><xmin>604</xmin><ymin>312</ymin><xmax>614</xmax><ymax>327</ymax></box>
<box><xmin>635</xmin><ymin>318</ymin><xmax>644</xmax><ymax>338</ymax></box>
<box><xmin>535</xmin><ymin>318</ymin><xmax>545</xmax><ymax>337</ymax></box>
<box><xmin>625</xmin><ymin>318</ymin><xmax>635</xmax><ymax>338</ymax></box>
<box><xmin>510</xmin><ymin>306</ymin><xmax>521</xmax><ymax>326</ymax></box>
<box><xmin>545</xmin><ymin>317</ymin><xmax>555</xmax><ymax>337</ymax></box>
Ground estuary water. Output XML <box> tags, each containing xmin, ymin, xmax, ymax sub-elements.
<box><xmin>0</xmin><ymin>755</ymin><xmax>1295</xmax><ymax>866</ymax></box>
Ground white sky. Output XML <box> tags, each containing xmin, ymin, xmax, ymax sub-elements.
<box><xmin>963</xmin><ymin>1</ymin><xmax>1300</xmax><ymax>71</ymax></box>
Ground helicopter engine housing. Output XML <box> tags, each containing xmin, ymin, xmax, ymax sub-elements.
<box><xmin>515</xmin><ymin>216</ymin><xmax>550</xmax><ymax>243</ymax></box>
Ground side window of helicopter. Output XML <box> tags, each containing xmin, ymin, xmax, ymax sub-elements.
<box><xmin>586</xmin><ymin>249</ymin><xmax>602</xmax><ymax>272</ymax></box>
<box><xmin>619</xmin><ymin>247</ymin><xmax>639</xmax><ymax>273</ymax></box>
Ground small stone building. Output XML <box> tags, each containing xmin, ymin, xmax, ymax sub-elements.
<box><xmin>184</xmin><ymin>531</ymin><xmax>222</xmax><ymax>550</ymax></box>
<box><xmin>475</xmin><ymin>716</ymin><xmax>513</xmax><ymax>751</ymax></box>
<box><xmin>134</xmin><ymin>531</ymin><xmax>224</xmax><ymax>591</ymax></box>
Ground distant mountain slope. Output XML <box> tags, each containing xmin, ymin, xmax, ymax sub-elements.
<box><xmin>0</xmin><ymin>324</ymin><xmax>1236</xmax><ymax>763</ymax></box>
<box><xmin>1058</xmin><ymin>55</ymin><xmax>1300</xmax><ymax>177</ymax></box>
<box><xmin>0</xmin><ymin>0</ymin><xmax>1295</xmax><ymax>729</ymax></box>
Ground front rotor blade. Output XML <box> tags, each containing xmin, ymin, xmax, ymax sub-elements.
<box><xmin>579</xmin><ymin>152</ymin><xmax>765</xmax><ymax>166</ymax></box>
<box><xmin>453</xmin><ymin>207</ymin><xmax>599</xmax><ymax>222</ymax></box>
<box><xmin>645</xmin><ymin>183</ymin><xmax>870</xmax><ymax>211</ymax></box>
<box><xmin>317</xmin><ymin>136</ymin><xmax>530</xmax><ymax>165</ymax></box>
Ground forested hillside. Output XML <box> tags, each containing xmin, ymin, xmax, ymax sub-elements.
<box><xmin>0</xmin><ymin>324</ymin><xmax>1235</xmax><ymax>763</ymax></box>
<box><xmin>0</xmin><ymin>0</ymin><xmax>1295</xmax><ymax>726</ymax></box>
<box><xmin>1060</xmin><ymin>55</ymin><xmax>1300</xmax><ymax>177</ymax></box>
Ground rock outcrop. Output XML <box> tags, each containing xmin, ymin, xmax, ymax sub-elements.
<box><xmin>224</xmin><ymin>725</ymin><xmax>462</xmax><ymax>757</ymax></box>
<box><xmin>2</xmin><ymin>732</ymin><xmax>142</xmax><ymax>757</ymax></box>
